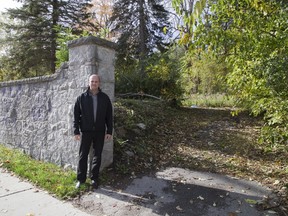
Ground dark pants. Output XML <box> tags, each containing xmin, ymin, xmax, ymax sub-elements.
<box><xmin>77</xmin><ymin>131</ymin><xmax>105</xmax><ymax>183</ymax></box>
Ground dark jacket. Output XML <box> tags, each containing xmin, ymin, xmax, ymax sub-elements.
<box><xmin>73</xmin><ymin>88</ymin><xmax>113</xmax><ymax>135</ymax></box>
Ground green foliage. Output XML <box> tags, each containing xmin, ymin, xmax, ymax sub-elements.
<box><xmin>55</xmin><ymin>27</ymin><xmax>76</xmax><ymax>68</ymax></box>
<box><xmin>171</xmin><ymin>0</ymin><xmax>207</xmax><ymax>44</ymax></box>
<box><xmin>115</xmin><ymin>48</ymin><xmax>184</xmax><ymax>101</ymax></box>
<box><xmin>180</xmin><ymin>49</ymin><xmax>229</xmax><ymax>96</ymax></box>
<box><xmin>0</xmin><ymin>61</ymin><xmax>22</xmax><ymax>81</ymax></box>
<box><xmin>145</xmin><ymin>50</ymin><xmax>184</xmax><ymax>100</ymax></box>
<box><xmin>182</xmin><ymin>93</ymin><xmax>234</xmax><ymax>108</ymax></box>
<box><xmin>114</xmin><ymin>55</ymin><xmax>141</xmax><ymax>93</ymax></box>
<box><xmin>55</xmin><ymin>26</ymin><xmax>90</xmax><ymax>68</ymax></box>
<box><xmin>186</xmin><ymin>0</ymin><xmax>288</xmax><ymax>148</ymax></box>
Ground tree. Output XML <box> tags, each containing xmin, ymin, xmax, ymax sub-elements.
<box><xmin>170</xmin><ymin>0</ymin><xmax>228</xmax><ymax>98</ymax></box>
<box><xmin>110</xmin><ymin>0</ymin><xmax>173</xmax><ymax>80</ymax></box>
<box><xmin>178</xmin><ymin>0</ymin><xmax>288</xmax><ymax>148</ymax></box>
<box><xmin>180</xmin><ymin>50</ymin><xmax>228</xmax><ymax>95</ymax></box>
<box><xmin>89</xmin><ymin>0</ymin><xmax>114</xmax><ymax>39</ymax></box>
<box><xmin>172</xmin><ymin>0</ymin><xmax>206</xmax><ymax>46</ymax></box>
<box><xmin>0</xmin><ymin>0</ymin><xmax>96</xmax><ymax>80</ymax></box>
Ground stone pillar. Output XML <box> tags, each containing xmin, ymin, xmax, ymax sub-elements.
<box><xmin>67</xmin><ymin>36</ymin><xmax>116</xmax><ymax>170</ymax></box>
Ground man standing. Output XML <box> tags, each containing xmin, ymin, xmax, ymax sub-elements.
<box><xmin>73</xmin><ymin>74</ymin><xmax>113</xmax><ymax>189</ymax></box>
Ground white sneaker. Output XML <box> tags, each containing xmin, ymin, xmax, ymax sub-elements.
<box><xmin>75</xmin><ymin>181</ymin><xmax>81</xmax><ymax>189</ymax></box>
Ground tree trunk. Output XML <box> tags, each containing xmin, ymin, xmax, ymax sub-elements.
<box><xmin>138</xmin><ymin>0</ymin><xmax>146</xmax><ymax>79</ymax></box>
<box><xmin>51</xmin><ymin>0</ymin><xmax>59</xmax><ymax>73</ymax></box>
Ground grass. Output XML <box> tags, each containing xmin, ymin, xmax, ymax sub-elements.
<box><xmin>182</xmin><ymin>93</ymin><xmax>235</xmax><ymax>108</ymax></box>
<box><xmin>0</xmin><ymin>145</ymin><xmax>83</xmax><ymax>199</ymax></box>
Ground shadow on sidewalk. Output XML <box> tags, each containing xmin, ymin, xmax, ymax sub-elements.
<box><xmin>73</xmin><ymin>167</ymin><xmax>280</xmax><ymax>216</ymax></box>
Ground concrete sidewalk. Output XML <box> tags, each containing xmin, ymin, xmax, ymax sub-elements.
<box><xmin>0</xmin><ymin>167</ymin><xmax>281</xmax><ymax>216</ymax></box>
<box><xmin>0</xmin><ymin>168</ymin><xmax>90</xmax><ymax>216</ymax></box>
<box><xmin>73</xmin><ymin>167</ymin><xmax>280</xmax><ymax>216</ymax></box>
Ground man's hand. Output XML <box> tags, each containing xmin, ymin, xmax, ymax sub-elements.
<box><xmin>74</xmin><ymin>135</ymin><xmax>81</xmax><ymax>141</ymax></box>
<box><xmin>105</xmin><ymin>134</ymin><xmax>112</xmax><ymax>140</ymax></box>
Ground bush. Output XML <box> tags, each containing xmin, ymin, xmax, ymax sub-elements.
<box><xmin>115</xmin><ymin>48</ymin><xmax>184</xmax><ymax>102</ymax></box>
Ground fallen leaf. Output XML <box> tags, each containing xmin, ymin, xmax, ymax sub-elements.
<box><xmin>245</xmin><ymin>199</ymin><xmax>257</xmax><ymax>205</ymax></box>
<box><xmin>267</xmin><ymin>210</ymin><xmax>277</xmax><ymax>214</ymax></box>
<box><xmin>176</xmin><ymin>206</ymin><xmax>183</xmax><ymax>211</ymax></box>
<box><xmin>197</xmin><ymin>196</ymin><xmax>204</xmax><ymax>200</ymax></box>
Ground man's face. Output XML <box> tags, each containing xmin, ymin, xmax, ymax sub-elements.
<box><xmin>89</xmin><ymin>75</ymin><xmax>100</xmax><ymax>91</ymax></box>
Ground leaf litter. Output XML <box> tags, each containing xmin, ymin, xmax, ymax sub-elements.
<box><xmin>111</xmin><ymin>99</ymin><xmax>288</xmax><ymax>214</ymax></box>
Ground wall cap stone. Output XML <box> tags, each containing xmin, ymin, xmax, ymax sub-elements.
<box><xmin>68</xmin><ymin>36</ymin><xmax>117</xmax><ymax>50</ymax></box>
<box><xmin>0</xmin><ymin>62</ymin><xmax>68</xmax><ymax>88</ymax></box>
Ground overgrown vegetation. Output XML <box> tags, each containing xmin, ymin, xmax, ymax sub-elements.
<box><xmin>190</xmin><ymin>0</ymin><xmax>288</xmax><ymax>149</ymax></box>
<box><xmin>182</xmin><ymin>93</ymin><xmax>234</xmax><ymax>108</ymax></box>
<box><xmin>115</xmin><ymin>47</ymin><xmax>185</xmax><ymax>102</ymax></box>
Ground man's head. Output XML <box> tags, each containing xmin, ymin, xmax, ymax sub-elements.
<box><xmin>89</xmin><ymin>74</ymin><xmax>100</xmax><ymax>92</ymax></box>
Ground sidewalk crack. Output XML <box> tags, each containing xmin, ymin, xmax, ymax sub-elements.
<box><xmin>0</xmin><ymin>188</ymin><xmax>33</xmax><ymax>198</ymax></box>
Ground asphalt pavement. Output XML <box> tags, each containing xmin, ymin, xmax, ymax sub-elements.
<box><xmin>0</xmin><ymin>167</ymin><xmax>281</xmax><ymax>216</ymax></box>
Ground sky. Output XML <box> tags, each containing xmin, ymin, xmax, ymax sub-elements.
<box><xmin>0</xmin><ymin>0</ymin><xmax>22</xmax><ymax>12</ymax></box>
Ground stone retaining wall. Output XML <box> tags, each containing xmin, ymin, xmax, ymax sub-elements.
<box><xmin>0</xmin><ymin>36</ymin><xmax>116</xmax><ymax>170</ymax></box>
